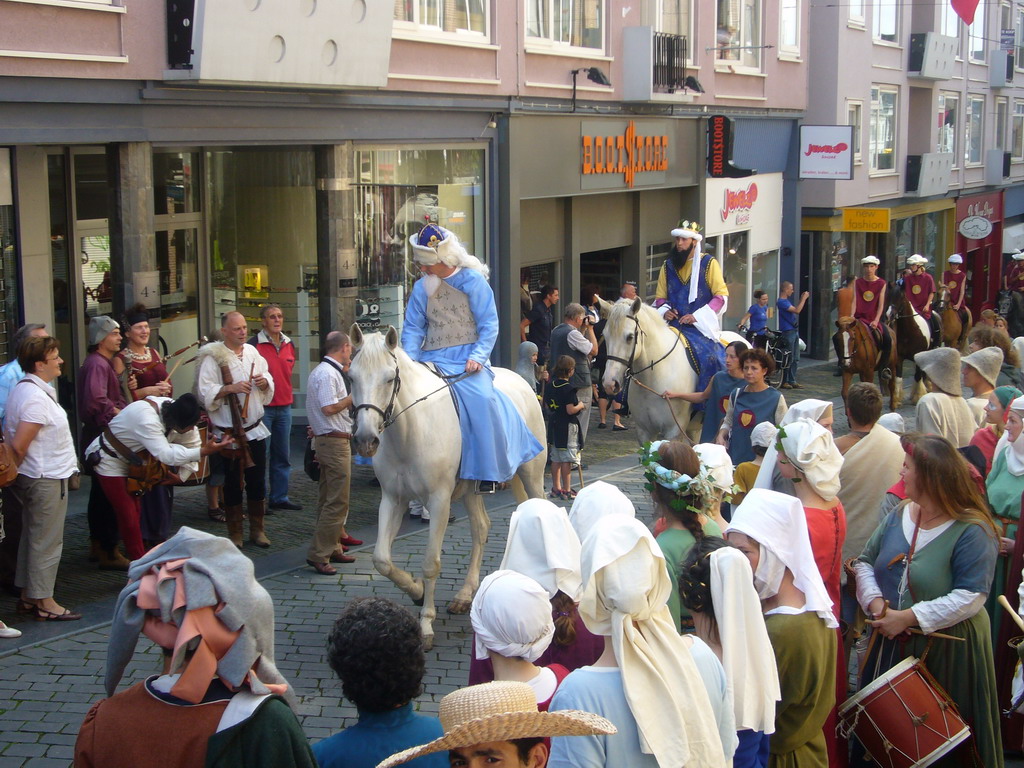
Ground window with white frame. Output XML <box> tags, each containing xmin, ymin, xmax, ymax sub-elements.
<box><xmin>966</xmin><ymin>95</ymin><xmax>984</xmax><ymax>165</ymax></box>
<box><xmin>848</xmin><ymin>101</ymin><xmax>863</xmax><ymax>163</ymax></box>
<box><xmin>394</xmin><ymin>0</ymin><xmax>488</xmax><ymax>37</ymax></box>
<box><xmin>848</xmin><ymin>0</ymin><xmax>864</xmax><ymax>24</ymax></box>
<box><xmin>940</xmin><ymin>3</ymin><xmax>961</xmax><ymax>56</ymax></box>
<box><xmin>658</xmin><ymin>0</ymin><xmax>690</xmax><ymax>38</ymax></box>
<box><xmin>938</xmin><ymin>92</ymin><xmax>959</xmax><ymax>158</ymax></box>
<box><xmin>872</xmin><ymin>0</ymin><xmax>897</xmax><ymax>43</ymax></box>
<box><xmin>716</xmin><ymin>0</ymin><xmax>762</xmax><ymax>68</ymax></box>
<box><xmin>1013</xmin><ymin>101</ymin><xmax>1024</xmax><ymax>160</ymax></box>
<box><xmin>870</xmin><ymin>86</ymin><xmax>897</xmax><ymax>172</ymax></box>
<box><xmin>780</xmin><ymin>0</ymin><xmax>799</xmax><ymax>54</ymax></box>
<box><xmin>968</xmin><ymin>1</ymin><xmax>986</xmax><ymax>61</ymax></box>
<box><xmin>1017</xmin><ymin>9</ymin><xmax>1024</xmax><ymax>69</ymax></box>
<box><xmin>997</xmin><ymin>97</ymin><xmax>1009</xmax><ymax>150</ymax></box>
<box><xmin>527</xmin><ymin>0</ymin><xmax>605</xmax><ymax>50</ymax></box>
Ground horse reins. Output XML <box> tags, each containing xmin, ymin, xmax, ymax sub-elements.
<box><xmin>351</xmin><ymin>350</ymin><xmax>472</xmax><ymax>433</ymax></box>
<box><xmin>604</xmin><ymin>314</ymin><xmax>688</xmax><ymax>435</ymax></box>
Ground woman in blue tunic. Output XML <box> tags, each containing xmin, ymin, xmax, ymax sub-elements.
<box><xmin>851</xmin><ymin>434</ymin><xmax>1002</xmax><ymax>768</ymax></box>
<box><xmin>664</xmin><ymin>340</ymin><xmax>746</xmax><ymax>443</ymax></box>
<box><xmin>715</xmin><ymin>348</ymin><xmax>787</xmax><ymax>465</ymax></box>
<box><xmin>402</xmin><ymin>225</ymin><xmax>543</xmax><ymax>488</ymax></box>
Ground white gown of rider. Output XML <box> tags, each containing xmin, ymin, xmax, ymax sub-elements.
<box><xmin>402</xmin><ymin>267</ymin><xmax>544</xmax><ymax>481</ymax></box>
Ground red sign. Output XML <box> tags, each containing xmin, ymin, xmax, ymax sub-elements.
<box><xmin>721</xmin><ymin>182</ymin><xmax>758</xmax><ymax>222</ymax></box>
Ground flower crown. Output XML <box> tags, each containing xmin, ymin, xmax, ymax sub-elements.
<box><xmin>638</xmin><ymin>440</ymin><xmax>722</xmax><ymax>515</ymax></box>
<box><xmin>676</xmin><ymin>219</ymin><xmax>702</xmax><ymax>233</ymax></box>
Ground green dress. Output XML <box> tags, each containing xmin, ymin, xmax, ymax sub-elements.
<box><xmin>765</xmin><ymin>611</ymin><xmax>837</xmax><ymax>768</ymax></box>
<box><xmin>656</xmin><ymin>519</ymin><xmax>722</xmax><ymax>633</ymax></box>
<box><xmin>857</xmin><ymin>506</ymin><xmax>1002</xmax><ymax>768</ymax></box>
<box><xmin>985</xmin><ymin>448</ymin><xmax>1024</xmax><ymax>638</ymax></box>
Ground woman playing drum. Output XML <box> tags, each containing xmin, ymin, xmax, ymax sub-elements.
<box><xmin>851</xmin><ymin>434</ymin><xmax>1002</xmax><ymax>768</ymax></box>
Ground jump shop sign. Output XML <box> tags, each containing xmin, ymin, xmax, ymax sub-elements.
<box><xmin>704</xmin><ymin>173</ymin><xmax>783</xmax><ymax>254</ymax></box>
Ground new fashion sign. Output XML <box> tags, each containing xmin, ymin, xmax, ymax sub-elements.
<box><xmin>799</xmin><ymin>125</ymin><xmax>854</xmax><ymax>180</ymax></box>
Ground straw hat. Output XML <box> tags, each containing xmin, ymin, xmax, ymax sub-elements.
<box><xmin>375</xmin><ymin>681</ymin><xmax>616</xmax><ymax>768</ymax></box>
<box><xmin>914</xmin><ymin>347</ymin><xmax>963</xmax><ymax>396</ymax></box>
<box><xmin>962</xmin><ymin>346</ymin><xmax>1004</xmax><ymax>389</ymax></box>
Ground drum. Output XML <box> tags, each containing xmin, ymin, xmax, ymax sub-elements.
<box><xmin>839</xmin><ymin>656</ymin><xmax>970</xmax><ymax>768</ymax></box>
<box><xmin>180</xmin><ymin>424</ymin><xmax>210</xmax><ymax>487</ymax></box>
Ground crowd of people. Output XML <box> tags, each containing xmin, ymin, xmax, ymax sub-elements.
<box><xmin>1</xmin><ymin>215</ymin><xmax>1023</xmax><ymax>768</ymax></box>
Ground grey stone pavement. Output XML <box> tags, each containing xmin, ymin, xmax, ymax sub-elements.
<box><xmin>1</xmin><ymin>357</ymin><xmax>1009</xmax><ymax>767</ymax></box>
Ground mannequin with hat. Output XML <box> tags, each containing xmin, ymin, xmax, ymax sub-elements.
<box><xmin>402</xmin><ymin>225</ymin><xmax>544</xmax><ymax>492</ymax></box>
<box><xmin>852</xmin><ymin>256</ymin><xmax>892</xmax><ymax>361</ymax></box>
<box><xmin>904</xmin><ymin>254</ymin><xmax>941</xmax><ymax>347</ymax></box>
<box><xmin>652</xmin><ymin>220</ymin><xmax>728</xmax><ymax>400</ymax></box>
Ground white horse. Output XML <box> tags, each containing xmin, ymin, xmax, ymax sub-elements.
<box><xmin>598</xmin><ymin>297</ymin><xmax>747</xmax><ymax>443</ymax></box>
<box><xmin>348</xmin><ymin>325</ymin><xmax>547</xmax><ymax>646</ymax></box>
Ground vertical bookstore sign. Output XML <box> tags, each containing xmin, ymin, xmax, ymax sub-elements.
<box><xmin>580</xmin><ymin>120</ymin><xmax>669</xmax><ymax>190</ymax></box>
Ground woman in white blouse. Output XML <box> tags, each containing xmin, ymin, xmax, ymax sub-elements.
<box><xmin>5</xmin><ymin>337</ymin><xmax>80</xmax><ymax>622</ymax></box>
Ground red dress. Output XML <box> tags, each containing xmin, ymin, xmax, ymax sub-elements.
<box><xmin>805</xmin><ymin>502</ymin><xmax>848</xmax><ymax>768</ymax></box>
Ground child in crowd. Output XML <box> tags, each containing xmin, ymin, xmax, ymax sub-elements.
<box><xmin>731</xmin><ymin>422</ymin><xmax>776</xmax><ymax>505</ymax></box>
<box><xmin>546</xmin><ymin>355</ymin><xmax>586</xmax><ymax>500</ymax></box>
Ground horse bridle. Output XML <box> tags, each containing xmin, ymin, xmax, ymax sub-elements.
<box><xmin>351</xmin><ymin>351</ymin><xmax>472</xmax><ymax>434</ymax></box>
<box><xmin>604</xmin><ymin>314</ymin><xmax>682</xmax><ymax>383</ymax></box>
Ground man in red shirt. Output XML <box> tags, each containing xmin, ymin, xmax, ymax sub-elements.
<box><xmin>249</xmin><ymin>304</ymin><xmax>301</xmax><ymax>512</ymax></box>
<box><xmin>853</xmin><ymin>255</ymin><xmax>892</xmax><ymax>362</ymax></box>
<box><xmin>904</xmin><ymin>254</ymin><xmax>940</xmax><ymax>347</ymax></box>
<box><xmin>943</xmin><ymin>253</ymin><xmax>969</xmax><ymax>327</ymax></box>
<box><xmin>1005</xmin><ymin>250</ymin><xmax>1024</xmax><ymax>293</ymax></box>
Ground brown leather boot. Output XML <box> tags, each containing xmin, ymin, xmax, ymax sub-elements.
<box><xmin>248</xmin><ymin>500</ymin><xmax>270</xmax><ymax>548</ymax></box>
<box><xmin>97</xmin><ymin>546</ymin><xmax>130</xmax><ymax>571</ymax></box>
<box><xmin>224</xmin><ymin>504</ymin><xmax>245</xmax><ymax>548</ymax></box>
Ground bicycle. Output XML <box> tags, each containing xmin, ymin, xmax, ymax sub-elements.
<box><xmin>762</xmin><ymin>329</ymin><xmax>793</xmax><ymax>389</ymax></box>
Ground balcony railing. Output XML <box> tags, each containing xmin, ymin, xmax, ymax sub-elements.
<box><xmin>653</xmin><ymin>32</ymin><xmax>688</xmax><ymax>93</ymax></box>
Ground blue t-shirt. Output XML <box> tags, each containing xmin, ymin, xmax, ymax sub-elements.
<box><xmin>777</xmin><ymin>298</ymin><xmax>798</xmax><ymax>331</ymax></box>
<box><xmin>313</xmin><ymin>703</ymin><xmax>447</xmax><ymax>768</ymax></box>
<box><xmin>747</xmin><ymin>304</ymin><xmax>768</xmax><ymax>334</ymax></box>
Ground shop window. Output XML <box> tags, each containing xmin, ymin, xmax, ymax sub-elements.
<box><xmin>719</xmin><ymin>232</ymin><xmax>749</xmax><ymax>329</ymax></box>
<box><xmin>527</xmin><ymin>0</ymin><xmax>605</xmax><ymax>51</ymax></box>
<box><xmin>968</xmin><ymin>2</ymin><xmax>985</xmax><ymax>62</ymax></box>
<box><xmin>872</xmin><ymin>0</ymin><xmax>897</xmax><ymax>43</ymax></box>
<box><xmin>645</xmin><ymin>242</ymin><xmax>671</xmax><ymax>300</ymax></box>
<box><xmin>0</xmin><ymin>150</ymin><xmax>19</xmax><ymax>363</ymax></box>
<box><xmin>351</xmin><ymin>147</ymin><xmax>486</xmax><ymax>335</ymax></box>
<box><xmin>154</xmin><ymin>152</ymin><xmax>201</xmax><ymax>216</ymax></box>
<box><xmin>937</xmin><ymin>92</ymin><xmax>959</xmax><ymax>160</ymax></box>
<box><xmin>750</xmin><ymin>249</ymin><xmax>779</xmax><ymax>317</ymax></box>
<box><xmin>870</xmin><ymin>86</ymin><xmax>897</xmax><ymax>173</ymax></box>
<box><xmin>73</xmin><ymin>154</ymin><xmax>110</xmax><ymax>222</ymax></box>
<box><xmin>847</xmin><ymin>101</ymin><xmax>863</xmax><ymax>163</ymax></box>
<box><xmin>1013</xmin><ymin>101</ymin><xmax>1024</xmax><ymax>161</ymax></box>
<box><xmin>966</xmin><ymin>96</ymin><xmax>984</xmax><ymax>166</ymax></box>
<box><xmin>894</xmin><ymin>217</ymin><xmax>914</xmax><ymax>271</ymax></box>
<box><xmin>716</xmin><ymin>0</ymin><xmax>762</xmax><ymax>68</ymax></box>
<box><xmin>394</xmin><ymin>0</ymin><xmax>488</xmax><ymax>38</ymax></box>
<box><xmin>779</xmin><ymin>0</ymin><xmax>799</xmax><ymax>56</ymax></box>
<box><xmin>997</xmin><ymin>97</ymin><xmax>1009</xmax><ymax>151</ymax></box>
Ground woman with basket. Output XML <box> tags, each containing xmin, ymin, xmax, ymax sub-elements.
<box><xmin>850</xmin><ymin>433</ymin><xmax>1002</xmax><ymax>768</ymax></box>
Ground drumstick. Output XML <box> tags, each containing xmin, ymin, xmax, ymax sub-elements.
<box><xmin>998</xmin><ymin>594</ymin><xmax>1024</xmax><ymax>633</ymax></box>
<box><xmin>165</xmin><ymin>351</ymin><xmax>200</xmax><ymax>380</ymax></box>
<box><xmin>908</xmin><ymin>628</ymin><xmax>965</xmax><ymax>642</ymax></box>
<box><xmin>241</xmin><ymin>361</ymin><xmax>256</xmax><ymax>420</ymax></box>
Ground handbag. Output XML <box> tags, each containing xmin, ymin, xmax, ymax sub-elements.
<box><xmin>0</xmin><ymin>435</ymin><xmax>18</xmax><ymax>488</ymax></box>
<box><xmin>304</xmin><ymin>437</ymin><xmax>320</xmax><ymax>482</ymax></box>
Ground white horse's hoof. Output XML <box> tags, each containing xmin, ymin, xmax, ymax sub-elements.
<box><xmin>423</xmin><ymin>634</ymin><xmax>434</xmax><ymax>651</ymax></box>
<box><xmin>447</xmin><ymin>598</ymin><xmax>472</xmax><ymax>615</ymax></box>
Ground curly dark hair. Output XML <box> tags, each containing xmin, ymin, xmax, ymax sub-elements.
<box><xmin>650</xmin><ymin>440</ymin><xmax>706</xmax><ymax>542</ymax></box>
<box><xmin>326</xmin><ymin>597</ymin><xmax>426</xmax><ymax>712</ymax></box>
<box><xmin>969</xmin><ymin>325</ymin><xmax>1020</xmax><ymax>368</ymax></box>
<box><xmin>678</xmin><ymin>536</ymin><xmax>731</xmax><ymax>620</ymax></box>
<box><xmin>738</xmin><ymin>346</ymin><xmax>775</xmax><ymax>376</ymax></box>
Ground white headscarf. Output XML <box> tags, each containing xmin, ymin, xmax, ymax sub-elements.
<box><xmin>471</xmin><ymin>570</ymin><xmax>554</xmax><ymax>662</ymax></box>
<box><xmin>754</xmin><ymin>399</ymin><xmax>834</xmax><ymax>490</ymax></box>
<box><xmin>501</xmin><ymin>499</ymin><xmax>583</xmax><ymax>601</ymax></box>
<box><xmin>693</xmin><ymin>443</ymin><xmax>734</xmax><ymax>496</ymax></box>
<box><xmin>776</xmin><ymin>419</ymin><xmax>844</xmax><ymax>500</ymax></box>
<box><xmin>569</xmin><ymin>480</ymin><xmax>636</xmax><ymax>544</ymax></box>
<box><xmin>725</xmin><ymin>489</ymin><xmax>839</xmax><ymax>629</ymax></box>
<box><xmin>996</xmin><ymin>395</ymin><xmax>1024</xmax><ymax>477</ymax></box>
<box><xmin>877</xmin><ymin>412</ymin><xmax>905</xmax><ymax>433</ymax></box>
<box><xmin>580</xmin><ymin>515</ymin><xmax>727</xmax><ymax>768</ymax></box>
<box><xmin>709</xmin><ymin>547</ymin><xmax>781</xmax><ymax>733</ymax></box>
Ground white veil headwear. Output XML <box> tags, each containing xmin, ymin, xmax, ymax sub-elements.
<box><xmin>501</xmin><ymin>498</ymin><xmax>583</xmax><ymax>600</ymax></box>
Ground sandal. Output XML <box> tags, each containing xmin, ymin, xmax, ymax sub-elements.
<box><xmin>207</xmin><ymin>508</ymin><xmax>227</xmax><ymax>523</ymax></box>
<box><xmin>564</xmin><ymin>489</ymin><xmax>578</xmax><ymax>499</ymax></box>
<box><xmin>549</xmin><ymin>489</ymin><xmax>565</xmax><ymax>499</ymax></box>
<box><xmin>34</xmin><ymin>607</ymin><xmax>82</xmax><ymax>622</ymax></box>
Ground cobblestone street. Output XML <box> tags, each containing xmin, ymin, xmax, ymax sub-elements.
<box><xmin>0</xmin><ymin>359</ymin><xmax>964</xmax><ymax>766</ymax></box>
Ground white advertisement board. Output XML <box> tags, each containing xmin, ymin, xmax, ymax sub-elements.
<box><xmin>799</xmin><ymin>125</ymin><xmax>854</xmax><ymax>180</ymax></box>
<box><xmin>703</xmin><ymin>173</ymin><xmax>783</xmax><ymax>254</ymax></box>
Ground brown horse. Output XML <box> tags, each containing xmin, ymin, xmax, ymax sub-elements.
<box><xmin>889</xmin><ymin>281</ymin><xmax>932</xmax><ymax>404</ymax></box>
<box><xmin>834</xmin><ymin>317</ymin><xmax>899</xmax><ymax>410</ymax></box>
<box><xmin>933</xmin><ymin>284</ymin><xmax>971</xmax><ymax>351</ymax></box>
